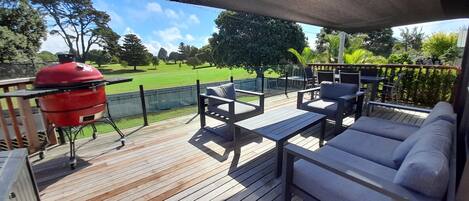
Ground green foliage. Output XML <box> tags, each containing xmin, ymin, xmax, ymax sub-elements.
<box><xmin>363</xmin><ymin>28</ymin><xmax>394</xmax><ymax>57</ymax></box>
<box><xmin>196</xmin><ymin>44</ymin><xmax>213</xmax><ymax>66</ymax></box>
<box><xmin>157</xmin><ymin>48</ymin><xmax>168</xmax><ymax>61</ymax></box>
<box><xmin>346</xmin><ymin>34</ymin><xmax>366</xmax><ymax>53</ymax></box>
<box><xmin>324</xmin><ymin>34</ymin><xmax>340</xmax><ymax>62</ymax></box>
<box><xmin>210</xmin><ymin>11</ymin><xmax>306</xmax><ymax>76</ymax></box>
<box><xmin>152</xmin><ymin>56</ymin><xmax>159</xmax><ymax>67</ymax></box>
<box><xmin>388</xmin><ymin>52</ymin><xmax>413</xmax><ymax>64</ymax></box>
<box><xmin>315</xmin><ymin>28</ymin><xmax>338</xmax><ymax>53</ymax></box>
<box><xmin>439</xmin><ymin>46</ymin><xmax>461</xmax><ymax>65</ymax></box>
<box><xmin>287</xmin><ymin>47</ymin><xmax>314</xmax><ymax>67</ymax></box>
<box><xmin>186</xmin><ymin>57</ymin><xmax>202</xmax><ymax>69</ymax></box>
<box><xmin>0</xmin><ymin>0</ymin><xmax>46</xmax><ymax>63</ymax></box>
<box><xmin>422</xmin><ymin>32</ymin><xmax>458</xmax><ymax>59</ymax></box>
<box><xmin>87</xmin><ymin>49</ymin><xmax>111</xmax><ymax>67</ymax></box>
<box><xmin>399</xmin><ymin>27</ymin><xmax>424</xmax><ymax>51</ymax></box>
<box><xmin>33</xmin><ymin>0</ymin><xmax>112</xmax><ymax>62</ymax></box>
<box><xmin>344</xmin><ymin>49</ymin><xmax>374</xmax><ymax>64</ymax></box>
<box><xmin>37</xmin><ymin>51</ymin><xmax>58</xmax><ymax>62</ymax></box>
<box><xmin>120</xmin><ymin>34</ymin><xmax>150</xmax><ymax>70</ymax></box>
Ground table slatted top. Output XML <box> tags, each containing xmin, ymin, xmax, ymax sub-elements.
<box><xmin>235</xmin><ymin>107</ymin><xmax>326</xmax><ymax>141</ymax></box>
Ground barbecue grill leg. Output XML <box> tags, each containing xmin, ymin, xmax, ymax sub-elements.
<box><xmin>63</xmin><ymin>127</ymin><xmax>78</xmax><ymax>170</ymax></box>
<box><xmin>104</xmin><ymin>117</ymin><xmax>126</xmax><ymax>146</ymax></box>
<box><xmin>91</xmin><ymin>124</ymin><xmax>98</xmax><ymax>140</ymax></box>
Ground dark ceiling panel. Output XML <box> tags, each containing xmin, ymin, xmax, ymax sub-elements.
<box><xmin>172</xmin><ymin>0</ymin><xmax>469</xmax><ymax>32</ymax></box>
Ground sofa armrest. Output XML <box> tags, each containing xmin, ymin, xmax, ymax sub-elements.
<box><xmin>235</xmin><ymin>89</ymin><xmax>264</xmax><ymax>96</ymax></box>
<box><xmin>283</xmin><ymin>144</ymin><xmax>413</xmax><ymax>201</ymax></box>
<box><xmin>367</xmin><ymin>101</ymin><xmax>432</xmax><ymax>116</ymax></box>
<box><xmin>297</xmin><ymin>87</ymin><xmax>321</xmax><ymax>109</ymax></box>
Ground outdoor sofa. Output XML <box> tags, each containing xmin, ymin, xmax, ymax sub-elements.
<box><xmin>199</xmin><ymin>82</ymin><xmax>264</xmax><ymax>140</ymax></box>
<box><xmin>283</xmin><ymin>101</ymin><xmax>457</xmax><ymax>201</ymax></box>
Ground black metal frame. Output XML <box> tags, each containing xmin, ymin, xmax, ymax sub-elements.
<box><xmin>199</xmin><ymin>88</ymin><xmax>264</xmax><ymax>140</ymax></box>
<box><xmin>297</xmin><ymin>86</ymin><xmax>365</xmax><ymax>136</ymax></box>
<box><xmin>283</xmin><ymin>102</ymin><xmax>458</xmax><ymax>201</ymax></box>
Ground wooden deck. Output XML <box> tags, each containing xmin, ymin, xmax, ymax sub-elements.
<box><xmin>31</xmin><ymin>93</ymin><xmax>428</xmax><ymax>201</ymax></box>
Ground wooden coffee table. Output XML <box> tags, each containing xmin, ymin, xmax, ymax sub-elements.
<box><xmin>234</xmin><ymin>107</ymin><xmax>326</xmax><ymax>177</ymax></box>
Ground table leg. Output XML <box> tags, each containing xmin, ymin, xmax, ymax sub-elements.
<box><xmin>234</xmin><ymin>126</ymin><xmax>241</xmax><ymax>155</ymax></box>
<box><xmin>276</xmin><ymin>140</ymin><xmax>284</xmax><ymax>177</ymax></box>
<box><xmin>320</xmin><ymin>119</ymin><xmax>326</xmax><ymax>147</ymax></box>
<box><xmin>370</xmin><ymin>81</ymin><xmax>379</xmax><ymax>101</ymax></box>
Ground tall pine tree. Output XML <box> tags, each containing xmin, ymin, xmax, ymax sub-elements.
<box><xmin>120</xmin><ymin>34</ymin><xmax>150</xmax><ymax>70</ymax></box>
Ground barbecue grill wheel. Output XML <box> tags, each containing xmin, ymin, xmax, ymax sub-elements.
<box><xmin>120</xmin><ymin>138</ymin><xmax>126</xmax><ymax>146</ymax></box>
<box><xmin>92</xmin><ymin>133</ymin><xmax>97</xmax><ymax>140</ymax></box>
<box><xmin>70</xmin><ymin>159</ymin><xmax>77</xmax><ymax>170</ymax></box>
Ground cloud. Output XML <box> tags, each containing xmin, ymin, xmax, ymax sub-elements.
<box><xmin>146</xmin><ymin>2</ymin><xmax>162</xmax><ymax>13</ymax></box>
<box><xmin>156</xmin><ymin>27</ymin><xmax>183</xmax><ymax>42</ymax></box>
<box><xmin>185</xmin><ymin>34</ymin><xmax>195</xmax><ymax>41</ymax></box>
<box><xmin>165</xmin><ymin>9</ymin><xmax>179</xmax><ymax>19</ymax></box>
<box><xmin>213</xmin><ymin>27</ymin><xmax>219</xmax><ymax>33</ymax></box>
<box><xmin>188</xmin><ymin>14</ymin><xmax>200</xmax><ymax>24</ymax></box>
<box><xmin>392</xmin><ymin>19</ymin><xmax>469</xmax><ymax>39</ymax></box>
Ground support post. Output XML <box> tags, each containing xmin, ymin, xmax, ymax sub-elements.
<box><xmin>139</xmin><ymin>85</ymin><xmax>148</xmax><ymax>126</ymax></box>
<box><xmin>285</xmin><ymin>72</ymin><xmax>288</xmax><ymax>96</ymax></box>
<box><xmin>230</xmin><ymin>76</ymin><xmax>234</xmax><ymax>83</ymax></box>
<box><xmin>338</xmin><ymin>31</ymin><xmax>346</xmax><ymax>64</ymax></box>
<box><xmin>196</xmin><ymin>79</ymin><xmax>201</xmax><ymax>114</ymax></box>
<box><xmin>261</xmin><ymin>74</ymin><xmax>265</xmax><ymax>93</ymax></box>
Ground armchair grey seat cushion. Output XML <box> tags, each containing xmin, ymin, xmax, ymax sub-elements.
<box><xmin>300</xmin><ymin>99</ymin><xmax>352</xmax><ymax>117</ymax></box>
<box><xmin>327</xmin><ymin>129</ymin><xmax>401</xmax><ymax>169</ymax></box>
<box><xmin>350</xmin><ymin>116</ymin><xmax>419</xmax><ymax>141</ymax></box>
<box><xmin>208</xmin><ymin>101</ymin><xmax>259</xmax><ymax>120</ymax></box>
<box><xmin>293</xmin><ymin>146</ymin><xmax>433</xmax><ymax>201</ymax></box>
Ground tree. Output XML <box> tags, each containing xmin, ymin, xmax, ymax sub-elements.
<box><xmin>315</xmin><ymin>28</ymin><xmax>338</xmax><ymax>53</ymax></box>
<box><xmin>99</xmin><ymin>28</ymin><xmax>120</xmax><ymax>57</ymax></box>
<box><xmin>210</xmin><ymin>11</ymin><xmax>306</xmax><ymax>77</ymax></box>
<box><xmin>363</xmin><ymin>28</ymin><xmax>395</xmax><ymax>57</ymax></box>
<box><xmin>33</xmin><ymin>0</ymin><xmax>113</xmax><ymax>62</ymax></box>
<box><xmin>37</xmin><ymin>51</ymin><xmax>58</xmax><ymax>62</ymax></box>
<box><xmin>196</xmin><ymin>44</ymin><xmax>214</xmax><ymax>66</ymax></box>
<box><xmin>288</xmin><ymin>47</ymin><xmax>314</xmax><ymax>67</ymax></box>
<box><xmin>0</xmin><ymin>0</ymin><xmax>46</xmax><ymax>63</ymax></box>
<box><xmin>422</xmin><ymin>32</ymin><xmax>458</xmax><ymax>60</ymax></box>
<box><xmin>186</xmin><ymin>57</ymin><xmax>202</xmax><ymax>69</ymax></box>
<box><xmin>120</xmin><ymin>34</ymin><xmax>150</xmax><ymax>70</ymax></box>
<box><xmin>388</xmin><ymin>52</ymin><xmax>413</xmax><ymax>64</ymax></box>
<box><xmin>151</xmin><ymin>56</ymin><xmax>159</xmax><ymax>67</ymax></box>
<box><xmin>324</xmin><ymin>34</ymin><xmax>340</xmax><ymax>62</ymax></box>
<box><xmin>157</xmin><ymin>48</ymin><xmax>168</xmax><ymax>61</ymax></box>
<box><xmin>87</xmin><ymin>49</ymin><xmax>111</xmax><ymax>67</ymax></box>
<box><xmin>400</xmin><ymin>27</ymin><xmax>424</xmax><ymax>51</ymax></box>
<box><xmin>168</xmin><ymin>51</ymin><xmax>179</xmax><ymax>64</ymax></box>
<box><xmin>344</xmin><ymin>49</ymin><xmax>374</xmax><ymax>64</ymax></box>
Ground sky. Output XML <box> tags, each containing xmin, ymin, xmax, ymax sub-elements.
<box><xmin>40</xmin><ymin>0</ymin><xmax>469</xmax><ymax>54</ymax></box>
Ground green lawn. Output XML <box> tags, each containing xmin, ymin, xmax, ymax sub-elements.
<box><xmin>99</xmin><ymin>62</ymin><xmax>257</xmax><ymax>94</ymax></box>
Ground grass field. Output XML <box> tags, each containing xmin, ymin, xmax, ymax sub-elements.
<box><xmin>100</xmin><ymin>62</ymin><xmax>258</xmax><ymax>94</ymax></box>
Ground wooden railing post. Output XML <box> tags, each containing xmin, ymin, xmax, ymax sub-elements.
<box><xmin>16</xmin><ymin>84</ymin><xmax>40</xmax><ymax>152</ymax></box>
<box><xmin>0</xmin><ymin>101</ymin><xmax>13</xmax><ymax>150</ymax></box>
<box><xmin>3</xmin><ymin>87</ymin><xmax>24</xmax><ymax>148</ymax></box>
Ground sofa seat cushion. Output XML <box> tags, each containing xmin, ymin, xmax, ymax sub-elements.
<box><xmin>206</xmin><ymin>83</ymin><xmax>236</xmax><ymax>106</ymax></box>
<box><xmin>392</xmin><ymin>120</ymin><xmax>454</xmax><ymax>167</ymax></box>
<box><xmin>293</xmin><ymin>146</ymin><xmax>434</xmax><ymax>201</ymax></box>
<box><xmin>421</xmin><ymin>101</ymin><xmax>456</xmax><ymax>127</ymax></box>
<box><xmin>327</xmin><ymin>129</ymin><xmax>401</xmax><ymax>169</ymax></box>
<box><xmin>300</xmin><ymin>99</ymin><xmax>352</xmax><ymax>117</ymax></box>
<box><xmin>208</xmin><ymin>101</ymin><xmax>259</xmax><ymax>120</ymax></box>
<box><xmin>350</xmin><ymin>117</ymin><xmax>419</xmax><ymax>141</ymax></box>
<box><xmin>394</xmin><ymin>120</ymin><xmax>454</xmax><ymax>199</ymax></box>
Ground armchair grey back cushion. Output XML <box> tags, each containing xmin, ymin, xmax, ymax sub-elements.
<box><xmin>319</xmin><ymin>82</ymin><xmax>358</xmax><ymax>101</ymax></box>
<box><xmin>206</xmin><ymin>83</ymin><xmax>236</xmax><ymax>106</ymax></box>
<box><xmin>421</xmin><ymin>101</ymin><xmax>457</xmax><ymax>127</ymax></box>
<box><xmin>394</xmin><ymin>120</ymin><xmax>453</xmax><ymax>199</ymax></box>
<box><xmin>392</xmin><ymin>120</ymin><xmax>454</xmax><ymax>167</ymax></box>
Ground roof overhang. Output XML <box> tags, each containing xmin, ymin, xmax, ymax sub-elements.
<box><xmin>172</xmin><ymin>0</ymin><xmax>469</xmax><ymax>32</ymax></box>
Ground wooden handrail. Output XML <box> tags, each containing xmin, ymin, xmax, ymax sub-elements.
<box><xmin>308</xmin><ymin>63</ymin><xmax>460</xmax><ymax>70</ymax></box>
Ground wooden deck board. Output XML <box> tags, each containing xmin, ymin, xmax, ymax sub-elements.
<box><xmin>30</xmin><ymin>93</ymin><xmax>426</xmax><ymax>201</ymax></box>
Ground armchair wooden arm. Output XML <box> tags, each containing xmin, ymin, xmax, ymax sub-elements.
<box><xmin>282</xmin><ymin>144</ymin><xmax>412</xmax><ymax>201</ymax></box>
<box><xmin>297</xmin><ymin>87</ymin><xmax>321</xmax><ymax>109</ymax></box>
<box><xmin>235</xmin><ymin>89</ymin><xmax>265</xmax><ymax>112</ymax></box>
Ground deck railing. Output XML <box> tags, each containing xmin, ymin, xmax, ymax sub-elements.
<box><xmin>0</xmin><ymin>78</ymin><xmax>56</xmax><ymax>152</ymax></box>
<box><xmin>308</xmin><ymin>63</ymin><xmax>460</xmax><ymax>107</ymax></box>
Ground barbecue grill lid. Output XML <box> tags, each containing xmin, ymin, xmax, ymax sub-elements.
<box><xmin>34</xmin><ymin>61</ymin><xmax>104</xmax><ymax>88</ymax></box>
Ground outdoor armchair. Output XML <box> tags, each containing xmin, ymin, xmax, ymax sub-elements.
<box><xmin>199</xmin><ymin>83</ymin><xmax>264</xmax><ymax>140</ymax></box>
<box><xmin>297</xmin><ymin>82</ymin><xmax>364</xmax><ymax>135</ymax></box>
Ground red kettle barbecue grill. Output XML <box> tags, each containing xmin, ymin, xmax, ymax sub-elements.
<box><xmin>1</xmin><ymin>54</ymin><xmax>132</xmax><ymax>169</ymax></box>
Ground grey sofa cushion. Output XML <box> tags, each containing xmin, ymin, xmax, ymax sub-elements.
<box><xmin>421</xmin><ymin>101</ymin><xmax>456</xmax><ymax>127</ymax></box>
<box><xmin>319</xmin><ymin>82</ymin><xmax>358</xmax><ymax>101</ymax></box>
<box><xmin>392</xmin><ymin>120</ymin><xmax>454</xmax><ymax>167</ymax></box>
<box><xmin>293</xmin><ymin>146</ymin><xmax>434</xmax><ymax>201</ymax></box>
<box><xmin>300</xmin><ymin>99</ymin><xmax>339</xmax><ymax>116</ymax></box>
<box><xmin>327</xmin><ymin>129</ymin><xmax>401</xmax><ymax>169</ymax></box>
<box><xmin>208</xmin><ymin>101</ymin><xmax>259</xmax><ymax>120</ymax></box>
<box><xmin>350</xmin><ymin>116</ymin><xmax>419</xmax><ymax>141</ymax></box>
<box><xmin>206</xmin><ymin>83</ymin><xmax>236</xmax><ymax>106</ymax></box>
<box><xmin>394</xmin><ymin>122</ymin><xmax>453</xmax><ymax>199</ymax></box>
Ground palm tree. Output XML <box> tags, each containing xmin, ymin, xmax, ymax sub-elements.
<box><xmin>288</xmin><ymin>47</ymin><xmax>315</xmax><ymax>67</ymax></box>
<box><xmin>344</xmin><ymin>49</ymin><xmax>374</xmax><ymax>64</ymax></box>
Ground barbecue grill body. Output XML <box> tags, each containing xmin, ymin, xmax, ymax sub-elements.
<box><xmin>34</xmin><ymin>61</ymin><xmax>107</xmax><ymax>127</ymax></box>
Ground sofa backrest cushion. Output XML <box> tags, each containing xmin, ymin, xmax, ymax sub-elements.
<box><xmin>206</xmin><ymin>83</ymin><xmax>236</xmax><ymax>106</ymax></box>
<box><xmin>392</xmin><ymin>120</ymin><xmax>453</xmax><ymax>167</ymax></box>
<box><xmin>319</xmin><ymin>82</ymin><xmax>358</xmax><ymax>101</ymax></box>
<box><xmin>421</xmin><ymin>101</ymin><xmax>456</xmax><ymax>127</ymax></box>
<box><xmin>394</xmin><ymin>120</ymin><xmax>453</xmax><ymax>199</ymax></box>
